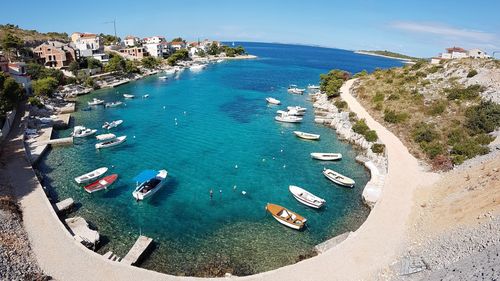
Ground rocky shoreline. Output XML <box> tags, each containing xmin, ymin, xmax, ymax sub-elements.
<box><xmin>310</xmin><ymin>91</ymin><xmax>388</xmax><ymax>208</ymax></box>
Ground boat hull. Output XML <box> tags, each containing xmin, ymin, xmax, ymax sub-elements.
<box><xmin>132</xmin><ymin>170</ymin><xmax>168</xmax><ymax>201</ymax></box>
<box><xmin>294</xmin><ymin>131</ymin><xmax>320</xmax><ymax>140</ymax></box>
<box><xmin>289</xmin><ymin>185</ymin><xmax>325</xmax><ymax>209</ymax></box>
<box><xmin>275</xmin><ymin>116</ymin><xmax>302</xmax><ymax>123</ymax></box>
<box><xmin>323</xmin><ymin>169</ymin><xmax>355</xmax><ymax>187</ymax></box>
<box><xmin>83</xmin><ymin>174</ymin><xmax>118</xmax><ymax>193</ymax></box>
<box><xmin>265</xmin><ymin>203</ymin><xmax>306</xmax><ymax>230</ymax></box>
<box><xmin>291</xmin><ymin>194</ymin><xmax>323</xmax><ymax>209</ymax></box>
<box><xmin>310</xmin><ymin>153</ymin><xmax>342</xmax><ymax>161</ymax></box>
<box><xmin>74</xmin><ymin>167</ymin><xmax>108</xmax><ymax>184</ymax></box>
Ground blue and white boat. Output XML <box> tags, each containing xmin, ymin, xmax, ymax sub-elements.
<box><xmin>132</xmin><ymin>170</ymin><xmax>168</xmax><ymax>200</ymax></box>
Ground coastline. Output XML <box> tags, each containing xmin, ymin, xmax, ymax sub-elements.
<box><xmin>1</xmin><ymin>77</ymin><xmax>444</xmax><ymax>280</ymax></box>
<box><xmin>354</xmin><ymin>50</ymin><xmax>415</xmax><ymax>63</ymax></box>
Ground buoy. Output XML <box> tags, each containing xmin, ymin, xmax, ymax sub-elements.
<box><xmin>133</xmin><ymin>136</ymin><xmax>136</xmax><ymax>139</ymax></box>
<box><xmin>262</xmin><ymin>158</ymin><xmax>266</xmax><ymax>162</ymax></box>
<box><xmin>175</xmin><ymin>122</ymin><xmax>178</xmax><ymax>126</ymax></box>
<box><xmin>280</xmin><ymin>149</ymin><xmax>283</xmax><ymax>153</ymax></box>
<box><xmin>163</xmin><ymin>106</ymin><xmax>166</xmax><ymax>109</ymax></box>
<box><xmin>184</xmin><ymin>111</ymin><xmax>187</xmax><ymax>115</ymax></box>
<box><xmin>235</xmin><ymin>165</ymin><xmax>238</xmax><ymax>169</ymax></box>
<box><xmin>174</xmin><ymin>118</ymin><xmax>177</xmax><ymax>121</ymax></box>
<box><xmin>242</xmin><ymin>191</ymin><xmax>247</xmax><ymax>195</ymax></box>
<box><xmin>272</xmin><ymin>157</ymin><xmax>275</xmax><ymax>160</ymax></box>
<box><xmin>233</xmin><ymin>185</ymin><xmax>237</xmax><ymax>190</ymax></box>
<box><xmin>283</xmin><ymin>164</ymin><xmax>286</xmax><ymax>168</ymax></box>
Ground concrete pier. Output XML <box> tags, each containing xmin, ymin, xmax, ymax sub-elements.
<box><xmin>121</xmin><ymin>235</ymin><xmax>153</xmax><ymax>265</ymax></box>
<box><xmin>53</xmin><ymin>198</ymin><xmax>75</xmax><ymax>213</ymax></box>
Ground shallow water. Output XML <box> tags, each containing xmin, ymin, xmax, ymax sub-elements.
<box><xmin>38</xmin><ymin>42</ymin><xmax>402</xmax><ymax>275</ymax></box>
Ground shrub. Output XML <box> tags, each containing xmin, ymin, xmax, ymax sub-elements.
<box><xmin>374</xmin><ymin>102</ymin><xmax>383</xmax><ymax>111</ymax></box>
<box><xmin>412</xmin><ymin>122</ymin><xmax>439</xmax><ymax>143</ymax></box>
<box><xmin>348</xmin><ymin>111</ymin><xmax>357</xmax><ymax>122</ymax></box>
<box><xmin>411</xmin><ymin>60</ymin><xmax>425</xmax><ymax>70</ymax></box>
<box><xmin>445</xmin><ymin>84</ymin><xmax>484</xmax><ymax>101</ymax></box>
<box><xmin>352</xmin><ymin>119</ymin><xmax>369</xmax><ymax>135</ymax></box>
<box><xmin>426</xmin><ymin>100</ymin><xmax>447</xmax><ymax>115</ymax></box>
<box><xmin>353</xmin><ymin>70</ymin><xmax>368</xmax><ymax>78</ymax></box>
<box><xmin>32</xmin><ymin>77</ymin><xmax>59</xmax><ymax>97</ymax></box>
<box><xmin>371</xmin><ymin>143</ymin><xmax>385</xmax><ymax>154</ymax></box>
<box><xmin>334</xmin><ymin>100</ymin><xmax>347</xmax><ymax>110</ymax></box>
<box><xmin>451</xmin><ymin>138</ymin><xmax>489</xmax><ymax>159</ymax></box>
<box><xmin>320</xmin><ymin>69</ymin><xmax>350</xmax><ymax>98</ymax></box>
<box><xmin>447</xmin><ymin>128</ymin><xmax>467</xmax><ymax>145</ymax></box>
<box><xmin>387</xmin><ymin>94</ymin><xmax>400</xmax><ymax>100</ymax></box>
<box><xmin>384</xmin><ymin>109</ymin><xmax>409</xmax><ymax>123</ymax></box>
<box><xmin>364</xmin><ymin>130</ymin><xmax>378</xmax><ymax>142</ymax></box>
<box><xmin>474</xmin><ymin>133</ymin><xmax>495</xmax><ymax>145</ymax></box>
<box><xmin>415</xmin><ymin>71</ymin><xmax>426</xmax><ymax>78</ymax></box>
<box><xmin>28</xmin><ymin>96</ymin><xmax>43</xmax><ymax>108</ymax></box>
<box><xmin>428</xmin><ymin>65</ymin><xmax>442</xmax><ymax>74</ymax></box>
<box><xmin>422</xmin><ymin>141</ymin><xmax>444</xmax><ymax>159</ymax></box>
<box><xmin>466</xmin><ymin>69</ymin><xmax>478</xmax><ymax>78</ymax></box>
<box><xmin>465</xmin><ymin>101</ymin><xmax>500</xmax><ymax>135</ymax></box>
<box><xmin>372</xmin><ymin>92</ymin><xmax>385</xmax><ymax>103</ymax></box>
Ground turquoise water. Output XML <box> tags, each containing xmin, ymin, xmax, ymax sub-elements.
<box><xmin>38</xmin><ymin>43</ymin><xmax>403</xmax><ymax>276</ymax></box>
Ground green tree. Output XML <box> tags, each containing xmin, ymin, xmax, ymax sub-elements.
<box><xmin>105</xmin><ymin>55</ymin><xmax>126</xmax><ymax>73</ymax></box>
<box><xmin>87</xmin><ymin>57</ymin><xmax>103</xmax><ymax>69</ymax></box>
<box><xmin>32</xmin><ymin>77</ymin><xmax>58</xmax><ymax>97</ymax></box>
<box><xmin>0</xmin><ymin>73</ymin><xmax>24</xmax><ymax>114</ymax></box>
<box><xmin>68</xmin><ymin>61</ymin><xmax>79</xmax><ymax>75</ymax></box>
<box><xmin>125</xmin><ymin>60</ymin><xmax>140</xmax><ymax>74</ymax></box>
<box><xmin>26</xmin><ymin>63</ymin><xmax>45</xmax><ymax>80</ymax></box>
<box><xmin>207</xmin><ymin>43</ymin><xmax>220</xmax><ymax>55</ymax></box>
<box><xmin>167</xmin><ymin>49</ymin><xmax>189</xmax><ymax>66</ymax></box>
<box><xmin>319</xmin><ymin>69</ymin><xmax>350</xmax><ymax>98</ymax></box>
<box><xmin>141</xmin><ymin>56</ymin><xmax>160</xmax><ymax>69</ymax></box>
<box><xmin>99</xmin><ymin>33</ymin><xmax>121</xmax><ymax>45</ymax></box>
<box><xmin>171</xmin><ymin>37</ymin><xmax>184</xmax><ymax>43</ymax></box>
<box><xmin>1</xmin><ymin>32</ymin><xmax>23</xmax><ymax>59</ymax></box>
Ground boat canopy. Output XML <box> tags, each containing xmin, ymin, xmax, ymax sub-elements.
<box><xmin>133</xmin><ymin>170</ymin><xmax>158</xmax><ymax>183</ymax></box>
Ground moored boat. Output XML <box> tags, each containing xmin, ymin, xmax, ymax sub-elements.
<box><xmin>287</xmin><ymin>85</ymin><xmax>306</xmax><ymax>95</ymax></box>
<box><xmin>275</xmin><ymin>110</ymin><xmax>302</xmax><ymax>123</ymax></box>
<box><xmin>265</xmin><ymin>203</ymin><xmax>307</xmax><ymax>230</ymax></box>
<box><xmin>95</xmin><ymin>135</ymin><xmax>127</xmax><ymax>149</ymax></box>
<box><xmin>95</xmin><ymin>133</ymin><xmax>116</xmax><ymax>141</ymax></box>
<box><xmin>293</xmin><ymin>131</ymin><xmax>320</xmax><ymax>140</ymax></box>
<box><xmin>72</xmin><ymin>126</ymin><xmax>97</xmax><ymax>138</ymax></box>
<box><xmin>105</xmin><ymin>101</ymin><xmax>123</xmax><ymax>108</ymax></box>
<box><xmin>88</xmin><ymin>98</ymin><xmax>104</xmax><ymax>106</ymax></box>
<box><xmin>102</xmin><ymin>120</ymin><xmax>123</xmax><ymax>130</ymax></box>
<box><xmin>289</xmin><ymin>185</ymin><xmax>326</xmax><ymax>209</ymax></box>
<box><xmin>310</xmin><ymin>152</ymin><xmax>342</xmax><ymax>161</ymax></box>
<box><xmin>158</xmin><ymin>76</ymin><xmax>168</xmax><ymax>80</ymax></box>
<box><xmin>190</xmin><ymin>64</ymin><xmax>206</xmax><ymax>71</ymax></box>
<box><xmin>323</xmin><ymin>168</ymin><xmax>355</xmax><ymax>187</ymax></box>
<box><xmin>287</xmin><ymin>106</ymin><xmax>307</xmax><ymax>112</ymax></box>
<box><xmin>74</xmin><ymin>167</ymin><xmax>108</xmax><ymax>184</ymax></box>
<box><xmin>123</xmin><ymin>94</ymin><xmax>135</xmax><ymax>99</ymax></box>
<box><xmin>83</xmin><ymin>174</ymin><xmax>118</xmax><ymax>193</ymax></box>
<box><xmin>266</xmin><ymin>97</ymin><xmax>281</xmax><ymax>105</ymax></box>
<box><xmin>307</xmin><ymin>84</ymin><xmax>320</xmax><ymax>90</ymax></box>
<box><xmin>132</xmin><ymin>169</ymin><xmax>168</xmax><ymax>200</ymax></box>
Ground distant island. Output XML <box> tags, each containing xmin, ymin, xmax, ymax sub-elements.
<box><xmin>355</xmin><ymin>50</ymin><xmax>419</xmax><ymax>61</ymax></box>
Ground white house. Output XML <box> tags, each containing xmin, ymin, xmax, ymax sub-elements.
<box><xmin>467</xmin><ymin>48</ymin><xmax>490</xmax><ymax>58</ymax></box>
<box><xmin>143</xmin><ymin>36</ymin><xmax>166</xmax><ymax>44</ymax></box>
<box><xmin>71</xmin><ymin>32</ymin><xmax>108</xmax><ymax>63</ymax></box>
<box><xmin>170</xmin><ymin>41</ymin><xmax>186</xmax><ymax>51</ymax></box>
<box><xmin>143</xmin><ymin>43</ymin><xmax>164</xmax><ymax>58</ymax></box>
<box><xmin>124</xmin><ymin>35</ymin><xmax>140</xmax><ymax>47</ymax></box>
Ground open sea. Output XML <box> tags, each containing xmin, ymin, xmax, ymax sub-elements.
<box><xmin>38</xmin><ymin>42</ymin><xmax>403</xmax><ymax>276</ymax></box>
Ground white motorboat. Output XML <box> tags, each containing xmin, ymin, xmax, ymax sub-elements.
<box><xmin>190</xmin><ymin>64</ymin><xmax>206</xmax><ymax>71</ymax></box>
<box><xmin>95</xmin><ymin>133</ymin><xmax>116</xmax><ymax>141</ymax></box>
<box><xmin>95</xmin><ymin>135</ymin><xmax>127</xmax><ymax>149</ymax></box>
<box><xmin>293</xmin><ymin>131</ymin><xmax>320</xmax><ymax>140</ymax></box>
<box><xmin>88</xmin><ymin>98</ymin><xmax>104</xmax><ymax>106</ymax></box>
<box><xmin>216</xmin><ymin>59</ymin><xmax>224</xmax><ymax>63</ymax></box>
<box><xmin>266</xmin><ymin>97</ymin><xmax>281</xmax><ymax>105</ymax></box>
<box><xmin>164</xmin><ymin>69</ymin><xmax>176</xmax><ymax>75</ymax></box>
<box><xmin>123</xmin><ymin>94</ymin><xmax>135</xmax><ymax>99</ymax></box>
<box><xmin>287</xmin><ymin>106</ymin><xmax>307</xmax><ymax>112</ymax></box>
<box><xmin>132</xmin><ymin>170</ymin><xmax>168</xmax><ymax>200</ymax></box>
<box><xmin>307</xmin><ymin>84</ymin><xmax>320</xmax><ymax>90</ymax></box>
<box><xmin>72</xmin><ymin>126</ymin><xmax>97</xmax><ymax>138</ymax></box>
<box><xmin>289</xmin><ymin>185</ymin><xmax>326</xmax><ymax>209</ymax></box>
<box><xmin>105</xmin><ymin>101</ymin><xmax>123</xmax><ymax>108</ymax></box>
<box><xmin>158</xmin><ymin>76</ymin><xmax>168</xmax><ymax>80</ymax></box>
<box><xmin>287</xmin><ymin>85</ymin><xmax>306</xmax><ymax>95</ymax></box>
<box><xmin>287</xmin><ymin>108</ymin><xmax>305</xmax><ymax>116</ymax></box>
<box><xmin>323</xmin><ymin>168</ymin><xmax>355</xmax><ymax>188</ymax></box>
<box><xmin>310</xmin><ymin>152</ymin><xmax>342</xmax><ymax>161</ymax></box>
<box><xmin>275</xmin><ymin>110</ymin><xmax>303</xmax><ymax>123</ymax></box>
<box><xmin>74</xmin><ymin>167</ymin><xmax>108</xmax><ymax>184</ymax></box>
<box><xmin>102</xmin><ymin>120</ymin><xmax>123</xmax><ymax>130</ymax></box>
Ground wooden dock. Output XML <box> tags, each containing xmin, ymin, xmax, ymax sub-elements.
<box><xmin>121</xmin><ymin>235</ymin><xmax>153</xmax><ymax>265</ymax></box>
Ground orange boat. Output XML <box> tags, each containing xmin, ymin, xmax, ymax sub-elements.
<box><xmin>265</xmin><ymin>203</ymin><xmax>307</xmax><ymax>230</ymax></box>
<box><xmin>84</xmin><ymin>174</ymin><xmax>118</xmax><ymax>193</ymax></box>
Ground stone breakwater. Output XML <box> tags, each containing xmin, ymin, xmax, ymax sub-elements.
<box><xmin>310</xmin><ymin>92</ymin><xmax>387</xmax><ymax>208</ymax></box>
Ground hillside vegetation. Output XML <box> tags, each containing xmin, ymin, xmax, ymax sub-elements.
<box><xmin>0</xmin><ymin>24</ymin><xmax>68</xmax><ymax>45</ymax></box>
<box><xmin>358</xmin><ymin>50</ymin><xmax>419</xmax><ymax>61</ymax></box>
<box><xmin>352</xmin><ymin>58</ymin><xmax>500</xmax><ymax>170</ymax></box>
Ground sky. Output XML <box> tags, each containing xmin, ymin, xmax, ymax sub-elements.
<box><xmin>2</xmin><ymin>0</ymin><xmax>499</xmax><ymax>57</ymax></box>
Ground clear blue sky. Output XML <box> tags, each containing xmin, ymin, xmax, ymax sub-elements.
<box><xmin>3</xmin><ymin>0</ymin><xmax>499</xmax><ymax>57</ymax></box>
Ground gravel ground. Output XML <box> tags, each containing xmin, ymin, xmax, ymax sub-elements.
<box><xmin>398</xmin><ymin>216</ymin><xmax>500</xmax><ymax>281</ymax></box>
<box><xmin>0</xmin><ymin>198</ymin><xmax>47</xmax><ymax>280</ymax></box>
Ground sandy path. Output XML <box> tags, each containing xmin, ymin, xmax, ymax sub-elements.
<box><xmin>4</xmin><ymin>79</ymin><xmax>439</xmax><ymax>281</ymax></box>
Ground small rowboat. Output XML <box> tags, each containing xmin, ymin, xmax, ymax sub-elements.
<box><xmin>289</xmin><ymin>185</ymin><xmax>326</xmax><ymax>209</ymax></box>
<box><xmin>95</xmin><ymin>136</ymin><xmax>127</xmax><ymax>149</ymax></box>
<box><xmin>266</xmin><ymin>203</ymin><xmax>307</xmax><ymax>230</ymax></box>
<box><xmin>95</xmin><ymin>133</ymin><xmax>116</xmax><ymax>141</ymax></box>
<box><xmin>72</xmin><ymin>126</ymin><xmax>97</xmax><ymax>138</ymax></box>
<box><xmin>88</xmin><ymin>98</ymin><xmax>104</xmax><ymax>106</ymax></box>
<box><xmin>158</xmin><ymin>76</ymin><xmax>168</xmax><ymax>80</ymax></box>
<box><xmin>132</xmin><ymin>170</ymin><xmax>168</xmax><ymax>200</ymax></box>
<box><xmin>105</xmin><ymin>101</ymin><xmax>123</xmax><ymax>108</ymax></box>
<box><xmin>74</xmin><ymin>167</ymin><xmax>108</xmax><ymax>184</ymax></box>
<box><xmin>294</xmin><ymin>131</ymin><xmax>320</xmax><ymax>140</ymax></box>
<box><xmin>83</xmin><ymin>174</ymin><xmax>118</xmax><ymax>193</ymax></box>
<box><xmin>323</xmin><ymin>168</ymin><xmax>355</xmax><ymax>188</ymax></box>
<box><xmin>266</xmin><ymin>97</ymin><xmax>281</xmax><ymax>105</ymax></box>
<box><xmin>102</xmin><ymin>120</ymin><xmax>123</xmax><ymax>130</ymax></box>
<box><xmin>123</xmin><ymin>94</ymin><xmax>135</xmax><ymax>99</ymax></box>
<box><xmin>310</xmin><ymin>153</ymin><xmax>342</xmax><ymax>161</ymax></box>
